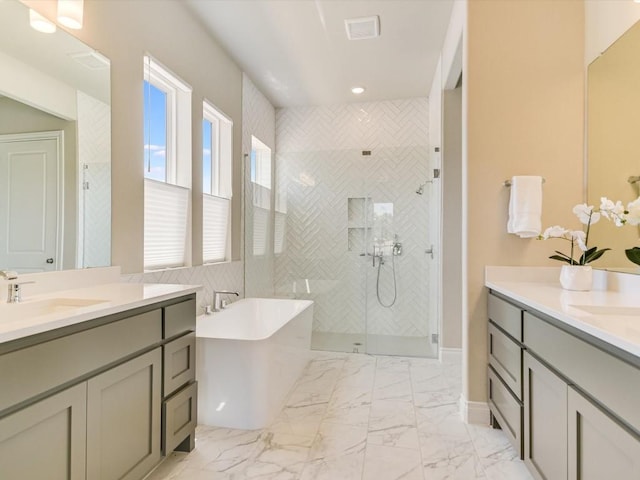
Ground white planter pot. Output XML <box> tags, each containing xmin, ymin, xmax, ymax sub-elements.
<box><xmin>559</xmin><ymin>265</ymin><xmax>593</xmax><ymax>291</ymax></box>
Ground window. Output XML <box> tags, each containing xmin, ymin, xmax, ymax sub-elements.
<box><xmin>143</xmin><ymin>55</ymin><xmax>192</xmax><ymax>270</ymax></box>
<box><xmin>202</xmin><ymin>101</ymin><xmax>233</xmax><ymax>264</ymax></box>
<box><xmin>251</xmin><ymin>136</ymin><xmax>271</xmax><ymax>256</ymax></box>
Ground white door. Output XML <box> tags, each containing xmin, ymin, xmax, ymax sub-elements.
<box><xmin>0</xmin><ymin>132</ymin><xmax>62</xmax><ymax>273</ymax></box>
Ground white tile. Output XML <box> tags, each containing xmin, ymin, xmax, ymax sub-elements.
<box><xmin>299</xmin><ymin>452</ymin><xmax>365</xmax><ymax>480</ymax></box>
<box><xmin>362</xmin><ymin>444</ymin><xmax>423</xmax><ymax>480</ymax></box>
<box><xmin>148</xmin><ymin>353</ymin><xmax>528</xmax><ymax>480</ymax></box>
<box><xmin>368</xmin><ymin>399</ymin><xmax>419</xmax><ymax>449</ymax></box>
<box><xmin>243</xmin><ymin>431</ymin><xmax>314</xmax><ymax>479</ymax></box>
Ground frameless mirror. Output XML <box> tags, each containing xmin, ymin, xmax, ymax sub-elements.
<box><xmin>587</xmin><ymin>19</ymin><xmax>640</xmax><ymax>273</ymax></box>
<box><xmin>0</xmin><ymin>0</ymin><xmax>111</xmax><ymax>273</ymax></box>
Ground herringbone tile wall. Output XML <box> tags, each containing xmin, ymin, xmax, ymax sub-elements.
<box><xmin>121</xmin><ymin>261</ymin><xmax>244</xmax><ymax>315</ymax></box>
<box><xmin>77</xmin><ymin>91</ymin><xmax>111</xmax><ymax>268</ymax></box>
<box><xmin>243</xmin><ymin>74</ymin><xmax>276</xmax><ymax>298</ymax></box>
<box><xmin>275</xmin><ymin>98</ymin><xmax>437</xmax><ymax>338</ymax></box>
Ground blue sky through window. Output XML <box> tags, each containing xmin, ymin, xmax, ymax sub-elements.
<box><xmin>144</xmin><ymin>80</ymin><xmax>168</xmax><ymax>182</ymax></box>
<box><xmin>203</xmin><ymin>119</ymin><xmax>212</xmax><ymax>194</ymax></box>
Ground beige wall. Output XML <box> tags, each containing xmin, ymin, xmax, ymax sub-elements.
<box><xmin>465</xmin><ymin>0</ymin><xmax>585</xmax><ymax>402</ymax></box>
<box><xmin>23</xmin><ymin>0</ymin><xmax>244</xmax><ymax>273</ymax></box>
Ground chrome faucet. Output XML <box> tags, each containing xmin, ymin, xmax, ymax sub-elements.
<box><xmin>213</xmin><ymin>290</ymin><xmax>239</xmax><ymax>312</ymax></box>
<box><xmin>0</xmin><ymin>270</ymin><xmax>27</xmax><ymax>303</ymax></box>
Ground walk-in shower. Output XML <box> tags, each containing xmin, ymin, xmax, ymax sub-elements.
<box><xmin>273</xmin><ymin>98</ymin><xmax>439</xmax><ymax>358</ymax></box>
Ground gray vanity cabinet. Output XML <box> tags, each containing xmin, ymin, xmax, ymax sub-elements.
<box><xmin>86</xmin><ymin>349</ymin><xmax>162</xmax><ymax>480</ymax></box>
<box><xmin>0</xmin><ymin>383</ymin><xmax>87</xmax><ymax>480</ymax></box>
<box><xmin>0</xmin><ymin>293</ymin><xmax>197</xmax><ymax>480</ymax></box>
<box><xmin>487</xmin><ymin>293</ymin><xmax>523</xmax><ymax>457</ymax></box>
<box><xmin>523</xmin><ymin>352</ymin><xmax>567</xmax><ymax>480</ymax></box>
<box><xmin>567</xmin><ymin>387</ymin><xmax>640</xmax><ymax>479</ymax></box>
<box><xmin>489</xmin><ymin>289</ymin><xmax>640</xmax><ymax>480</ymax></box>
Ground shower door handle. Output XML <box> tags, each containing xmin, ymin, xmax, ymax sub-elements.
<box><xmin>425</xmin><ymin>245</ymin><xmax>434</xmax><ymax>259</ymax></box>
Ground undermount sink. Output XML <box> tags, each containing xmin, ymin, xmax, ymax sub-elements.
<box><xmin>570</xmin><ymin>304</ymin><xmax>640</xmax><ymax>317</ymax></box>
<box><xmin>1</xmin><ymin>298</ymin><xmax>108</xmax><ymax>318</ymax></box>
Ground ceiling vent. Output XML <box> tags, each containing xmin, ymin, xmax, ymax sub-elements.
<box><xmin>69</xmin><ymin>51</ymin><xmax>110</xmax><ymax>70</ymax></box>
<box><xmin>345</xmin><ymin>15</ymin><xmax>380</xmax><ymax>41</ymax></box>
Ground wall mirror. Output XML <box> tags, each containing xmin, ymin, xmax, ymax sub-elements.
<box><xmin>0</xmin><ymin>0</ymin><xmax>111</xmax><ymax>273</ymax></box>
<box><xmin>587</xmin><ymin>19</ymin><xmax>640</xmax><ymax>272</ymax></box>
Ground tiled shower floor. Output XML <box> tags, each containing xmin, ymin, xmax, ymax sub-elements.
<box><xmin>311</xmin><ymin>332</ymin><xmax>437</xmax><ymax>357</ymax></box>
<box><xmin>145</xmin><ymin>353</ymin><xmax>533</xmax><ymax>480</ymax></box>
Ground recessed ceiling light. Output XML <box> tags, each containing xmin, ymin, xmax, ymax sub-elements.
<box><xmin>351</xmin><ymin>86</ymin><xmax>365</xmax><ymax>95</ymax></box>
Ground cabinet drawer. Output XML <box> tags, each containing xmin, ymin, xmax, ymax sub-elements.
<box><xmin>0</xmin><ymin>310</ymin><xmax>162</xmax><ymax>414</ymax></box>
<box><xmin>163</xmin><ymin>333</ymin><xmax>196</xmax><ymax>397</ymax></box>
<box><xmin>164</xmin><ymin>298</ymin><xmax>196</xmax><ymax>339</ymax></box>
<box><xmin>163</xmin><ymin>382</ymin><xmax>197</xmax><ymax>454</ymax></box>
<box><xmin>488</xmin><ymin>294</ymin><xmax>522</xmax><ymax>341</ymax></box>
<box><xmin>524</xmin><ymin>312</ymin><xmax>640</xmax><ymax>433</ymax></box>
<box><xmin>488</xmin><ymin>366</ymin><xmax>523</xmax><ymax>457</ymax></box>
<box><xmin>489</xmin><ymin>322</ymin><xmax>522</xmax><ymax>400</ymax></box>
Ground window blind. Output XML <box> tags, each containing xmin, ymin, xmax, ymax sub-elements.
<box><xmin>203</xmin><ymin>193</ymin><xmax>230</xmax><ymax>263</ymax></box>
<box><xmin>274</xmin><ymin>211</ymin><xmax>286</xmax><ymax>254</ymax></box>
<box><xmin>144</xmin><ymin>179</ymin><xmax>189</xmax><ymax>269</ymax></box>
<box><xmin>253</xmin><ymin>206</ymin><xmax>269</xmax><ymax>256</ymax></box>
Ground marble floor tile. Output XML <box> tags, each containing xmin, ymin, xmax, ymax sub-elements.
<box><xmin>362</xmin><ymin>444</ymin><xmax>424</xmax><ymax>480</ymax></box>
<box><xmin>324</xmin><ymin>384</ymin><xmax>372</xmax><ymax>427</ymax></box>
<box><xmin>147</xmin><ymin>353</ymin><xmax>532</xmax><ymax>480</ymax></box>
<box><xmin>308</xmin><ymin>422</ymin><xmax>368</xmax><ymax>460</ymax></box>
<box><xmin>422</xmin><ymin>452</ymin><xmax>487</xmax><ymax>480</ymax></box>
<box><xmin>243</xmin><ymin>431</ymin><xmax>315</xmax><ymax>480</ymax></box>
<box><xmin>372</xmin><ymin>371</ymin><xmax>414</xmax><ymax>402</ymax></box>
<box><xmin>368</xmin><ymin>399</ymin><xmax>419</xmax><ymax>449</ymax></box>
<box><xmin>299</xmin><ymin>452</ymin><xmax>365</xmax><ymax>480</ymax></box>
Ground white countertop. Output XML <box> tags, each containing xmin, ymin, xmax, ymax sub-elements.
<box><xmin>0</xmin><ymin>282</ymin><xmax>200</xmax><ymax>345</ymax></box>
<box><xmin>485</xmin><ymin>267</ymin><xmax>640</xmax><ymax>358</ymax></box>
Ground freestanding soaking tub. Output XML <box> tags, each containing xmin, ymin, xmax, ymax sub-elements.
<box><xmin>195</xmin><ymin>298</ymin><xmax>313</xmax><ymax>430</ymax></box>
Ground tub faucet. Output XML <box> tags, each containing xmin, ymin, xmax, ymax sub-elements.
<box><xmin>213</xmin><ymin>290</ymin><xmax>239</xmax><ymax>312</ymax></box>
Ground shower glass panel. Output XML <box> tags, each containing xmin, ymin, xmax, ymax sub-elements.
<box><xmin>275</xmin><ymin>143</ymin><xmax>437</xmax><ymax>358</ymax></box>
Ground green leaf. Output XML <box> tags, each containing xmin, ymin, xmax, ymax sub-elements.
<box><xmin>625</xmin><ymin>247</ymin><xmax>640</xmax><ymax>266</ymax></box>
<box><xmin>549</xmin><ymin>255</ymin><xmax>573</xmax><ymax>264</ymax></box>
<box><xmin>583</xmin><ymin>248</ymin><xmax>611</xmax><ymax>264</ymax></box>
<box><xmin>553</xmin><ymin>250</ymin><xmax>572</xmax><ymax>261</ymax></box>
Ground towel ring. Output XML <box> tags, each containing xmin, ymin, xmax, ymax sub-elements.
<box><xmin>504</xmin><ymin>178</ymin><xmax>546</xmax><ymax>187</ymax></box>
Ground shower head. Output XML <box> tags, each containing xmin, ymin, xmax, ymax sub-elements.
<box><xmin>416</xmin><ymin>184</ymin><xmax>425</xmax><ymax>195</ymax></box>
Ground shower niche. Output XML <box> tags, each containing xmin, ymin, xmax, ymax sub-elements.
<box><xmin>347</xmin><ymin>197</ymin><xmax>371</xmax><ymax>253</ymax></box>
<box><xmin>347</xmin><ymin>196</ymin><xmax>397</xmax><ymax>255</ymax></box>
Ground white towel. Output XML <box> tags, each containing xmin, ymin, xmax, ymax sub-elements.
<box><xmin>507</xmin><ymin>176</ymin><xmax>543</xmax><ymax>238</ymax></box>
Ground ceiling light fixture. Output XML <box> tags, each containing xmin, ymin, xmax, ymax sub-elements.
<box><xmin>351</xmin><ymin>86</ymin><xmax>365</xmax><ymax>95</ymax></box>
<box><xmin>29</xmin><ymin>9</ymin><xmax>56</xmax><ymax>33</ymax></box>
<box><xmin>57</xmin><ymin>0</ymin><xmax>84</xmax><ymax>29</ymax></box>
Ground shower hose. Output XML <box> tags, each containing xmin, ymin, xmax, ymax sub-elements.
<box><xmin>376</xmin><ymin>252</ymin><xmax>397</xmax><ymax>308</ymax></box>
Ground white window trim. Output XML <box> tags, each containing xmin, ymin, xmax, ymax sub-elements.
<box><xmin>143</xmin><ymin>55</ymin><xmax>192</xmax><ymax>271</ymax></box>
<box><xmin>143</xmin><ymin>55</ymin><xmax>192</xmax><ymax>189</ymax></box>
<box><xmin>202</xmin><ymin>100</ymin><xmax>233</xmax><ymax>264</ymax></box>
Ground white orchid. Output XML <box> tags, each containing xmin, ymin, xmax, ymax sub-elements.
<box><xmin>538</xmin><ymin>202</ymin><xmax>610</xmax><ymax>265</ymax></box>
<box><xmin>599</xmin><ymin>197</ymin><xmax>627</xmax><ymax>226</ymax></box>
<box><xmin>542</xmin><ymin>225</ymin><xmax>569</xmax><ymax>240</ymax></box>
<box><xmin>625</xmin><ymin>197</ymin><xmax>640</xmax><ymax>226</ymax></box>
<box><xmin>572</xmin><ymin>204</ymin><xmax>600</xmax><ymax>225</ymax></box>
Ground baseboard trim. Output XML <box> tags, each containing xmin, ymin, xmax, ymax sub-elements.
<box><xmin>459</xmin><ymin>394</ymin><xmax>491</xmax><ymax>425</ymax></box>
<box><xmin>439</xmin><ymin>347</ymin><xmax>462</xmax><ymax>363</ymax></box>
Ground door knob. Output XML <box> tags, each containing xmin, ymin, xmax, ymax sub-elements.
<box><xmin>46</xmin><ymin>258</ymin><xmax>54</xmax><ymax>264</ymax></box>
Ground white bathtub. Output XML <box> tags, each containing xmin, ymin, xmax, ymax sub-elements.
<box><xmin>196</xmin><ymin>298</ymin><xmax>313</xmax><ymax>430</ymax></box>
